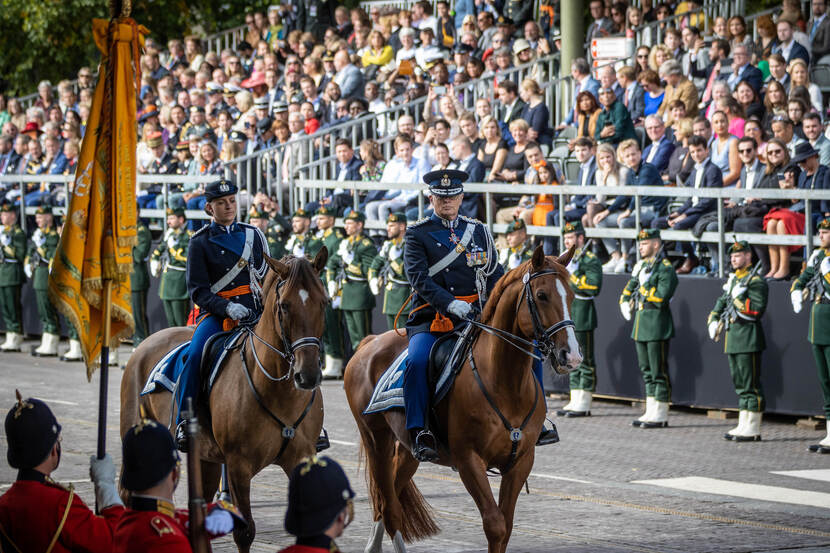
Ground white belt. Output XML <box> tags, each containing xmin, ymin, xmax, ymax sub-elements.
<box><xmin>346</xmin><ymin>275</ymin><xmax>367</xmax><ymax>281</ymax></box>
<box><xmin>574</xmin><ymin>294</ymin><xmax>593</xmax><ymax>300</ymax></box>
<box><xmin>428</xmin><ymin>223</ymin><xmax>475</xmax><ymax>277</ymax></box>
<box><xmin>3</xmin><ymin>259</ymin><xmax>18</xmax><ymax>264</ymax></box>
<box><xmin>166</xmin><ymin>265</ymin><xmax>186</xmax><ymax>272</ymax></box>
<box><xmin>388</xmin><ymin>277</ymin><xmax>409</xmax><ymax>285</ymax></box>
<box><xmin>210</xmin><ymin>228</ymin><xmax>255</xmax><ymax>294</ymax></box>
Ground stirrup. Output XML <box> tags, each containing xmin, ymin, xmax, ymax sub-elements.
<box><xmin>536</xmin><ymin>419</ymin><xmax>560</xmax><ymax>446</ymax></box>
<box><xmin>315</xmin><ymin>428</ymin><xmax>330</xmax><ymax>452</ymax></box>
<box><xmin>175</xmin><ymin>421</ymin><xmax>189</xmax><ymax>453</ymax></box>
<box><xmin>412</xmin><ymin>429</ymin><xmax>439</xmax><ymax>462</ymax></box>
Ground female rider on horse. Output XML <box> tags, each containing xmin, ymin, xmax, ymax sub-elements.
<box><xmin>403</xmin><ymin>170</ymin><xmax>558</xmax><ymax>462</ymax></box>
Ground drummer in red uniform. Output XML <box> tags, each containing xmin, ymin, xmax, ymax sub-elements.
<box><xmin>0</xmin><ymin>390</ymin><xmax>125</xmax><ymax>552</ymax></box>
<box><xmin>279</xmin><ymin>455</ymin><xmax>355</xmax><ymax>553</ymax></box>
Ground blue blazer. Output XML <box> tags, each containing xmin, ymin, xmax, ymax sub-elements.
<box><xmin>625</xmin><ymin>83</ymin><xmax>646</xmax><ymax>123</ymax></box>
<box><xmin>335</xmin><ymin>156</ymin><xmax>363</xmax><ymax>181</ymax></box>
<box><xmin>774</xmin><ymin>40</ymin><xmax>810</xmax><ymax>65</ymax></box>
<box><xmin>572</xmin><ymin>157</ymin><xmax>597</xmax><ymax>209</ymax></box>
<box><xmin>608</xmin><ymin>161</ymin><xmax>667</xmax><ymax>213</ymax></box>
<box><xmin>642</xmin><ymin>139</ymin><xmax>676</xmax><ymax>173</ymax></box>
<box><xmin>677</xmin><ymin>160</ymin><xmax>723</xmax><ymax>217</ymax></box>
<box><xmin>719</xmin><ymin>63</ymin><xmax>763</xmax><ymax>94</ymax></box>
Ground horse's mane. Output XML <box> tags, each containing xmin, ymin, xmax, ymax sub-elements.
<box><xmin>262</xmin><ymin>255</ymin><xmax>324</xmax><ymax>300</ymax></box>
<box><xmin>480</xmin><ymin>257</ymin><xmax>560</xmax><ymax>325</ymax></box>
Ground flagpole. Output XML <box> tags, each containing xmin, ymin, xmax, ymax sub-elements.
<box><xmin>97</xmin><ymin>279</ymin><xmax>113</xmax><ymax>459</ymax></box>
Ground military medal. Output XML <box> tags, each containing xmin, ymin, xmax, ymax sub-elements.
<box><xmin>455</xmin><ymin>243</ymin><xmax>465</xmax><ymax>253</ymax></box>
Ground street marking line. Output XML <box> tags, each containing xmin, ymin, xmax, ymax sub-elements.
<box><xmin>38</xmin><ymin>398</ymin><xmax>79</xmax><ymax>406</ymax></box>
<box><xmin>530</xmin><ymin>472</ymin><xmax>594</xmax><ymax>484</ymax></box>
<box><xmin>772</xmin><ymin>469</ymin><xmax>830</xmax><ymax>483</ymax></box>
<box><xmin>329</xmin><ymin>439</ymin><xmax>357</xmax><ymax>446</ymax></box>
<box><xmin>633</xmin><ymin>476</ymin><xmax>830</xmax><ymax>510</ymax></box>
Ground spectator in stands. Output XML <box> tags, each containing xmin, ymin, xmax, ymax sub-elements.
<box><xmin>586</xmin><ymin>0</ymin><xmax>614</xmax><ymax>48</ymax></box>
<box><xmin>653</xmin><ymin>135</ymin><xmax>723</xmax><ymax>274</ymax></box>
<box><xmin>617</xmin><ymin>66</ymin><xmax>645</xmax><ymax>124</ymax></box>
<box><xmin>642</xmin><ymin>115</ymin><xmax>676</xmax><ymax>173</ymax></box>
<box><xmin>774</xmin><ymin>19</ymin><xmax>810</xmax><ymax>65</ymax></box>
<box><xmin>634</xmin><ymin>46</ymin><xmax>651</xmax><ymax>78</ymax></box>
<box><xmin>668</xmin><ymin>100</ymin><xmax>692</xmax><ymax>138</ymax></box>
<box><xmin>358</xmin><ymin>139</ymin><xmax>386</xmax><ymax>184</ymax></box>
<box><xmin>479</xmin><ymin>116</ymin><xmax>508</xmax><ymax>181</ymax></box>
<box><xmin>498</xmin><ymin>80</ymin><xmax>526</xmax><ymax>130</ymax></box>
<box><xmin>333</xmin><ymin>50</ymin><xmax>364</xmax><ymax>100</ymax></box>
<box><xmin>711</xmin><ymin>110</ymin><xmax>741</xmax><ymax>187</ymax></box>
<box><xmin>558</xmin><ymin>58</ymin><xmax>599</xmax><ymax>130</ymax></box>
<box><xmin>626</xmin><ymin>5</ymin><xmax>651</xmax><ymax>46</ymax></box>
<box><xmin>788</xmin><ymin>59</ymin><xmax>823</xmax><ymax>113</ymax></box>
<box><xmin>752</xmin><ymin>14</ymin><xmax>776</xmax><ymax>61</ymax></box>
<box><xmin>570</xmin><ymin>91</ymin><xmax>602</xmax><ymax>150</ymax></box>
<box><xmin>744</xmin><ymin>119</ymin><xmax>767</xmax><ymax>161</ymax></box>
<box><xmin>764</xmin><ymin>160</ymin><xmax>805</xmax><ymax>280</ymax></box>
<box><xmin>659</xmin><ymin>59</ymin><xmax>699</xmax><ymax>125</ymax></box>
<box><xmin>648</xmin><ymin>44</ymin><xmax>672</xmax><ymax>72</ymax></box>
<box><xmin>449</xmin><ymin>135</ymin><xmax>484</xmax><ymax>219</ymax></box>
<box><xmin>595</xmin><ymin>87</ymin><xmax>636</xmax><ymax>146</ymax></box>
<box><xmin>763</xmin><ymin>80</ymin><xmax>789</xmax><ymax>132</ymax></box>
<box><xmin>790</xmin><ymin>87</ymin><xmax>815</xmax><ymax>123</ymax></box>
<box><xmin>584</xmin><ymin>141</ymin><xmax>627</xmax><ymax>230</ymax></box>
<box><xmin>638</xmin><ymin>70</ymin><xmax>665</xmax><ymax>118</ymax></box>
<box><xmin>34</xmin><ymin>81</ymin><xmax>55</xmax><ymax>111</ymax></box>
<box><xmin>717</xmin><ymin>96</ymin><xmax>747</xmax><ymax>138</ymax></box>
<box><xmin>772</xmin><ymin>115</ymin><xmax>807</xmax><ymax>156</ymax></box>
<box><xmin>666</xmin><ymin>118</ymin><xmax>696</xmax><ymax>186</ymax></box>
<box><xmin>787</xmin><ymin>98</ymin><xmax>808</xmax><ymax>134</ymax></box>
<box><xmin>809</xmin><ymin>0</ymin><xmax>830</xmax><ymax>61</ymax></box>
<box><xmin>793</xmin><ymin>141</ymin><xmax>829</xmax><ymax>230</ymax></box>
<box><xmin>735</xmin><ymin>80</ymin><xmax>765</xmax><ymax>123</ymax></box>
<box><xmin>803</xmin><ymin>112</ymin><xmax>830</xmax><ymax>165</ymax></box>
<box><xmin>371</xmin><ymin>135</ymin><xmax>429</xmax><ymax>223</ymax></box>
<box><xmin>476</xmin><ymin>11</ymin><xmax>497</xmax><ymax>52</ymax></box>
<box><xmin>457</xmin><ymin>112</ymin><xmax>482</xmax><ymax>156</ymax></box>
<box><xmin>728</xmin><ymin>16</ymin><xmax>752</xmax><ymax>51</ymax></box>
<box><xmin>712</xmin><ymin>16</ymin><xmax>729</xmax><ymax>40</ymax></box>
<box><xmin>362</xmin><ymin>31</ymin><xmax>394</xmax><ymax>76</ymax></box>
<box><xmin>519</xmin><ymin>79</ymin><xmax>552</xmax><ymax>153</ymax></box>
<box><xmin>7</xmin><ymin>99</ymin><xmax>24</xmax><ymax>132</ymax></box>
<box><xmin>724</xmin><ymin>43</ymin><xmax>762</xmax><ymax>95</ymax></box>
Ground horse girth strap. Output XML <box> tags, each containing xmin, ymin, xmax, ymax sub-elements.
<box><xmin>467</xmin><ymin>351</ymin><xmax>539</xmax><ymax>475</ymax></box>
<box><xmin>239</xmin><ymin>345</ymin><xmax>317</xmax><ymax>463</ymax></box>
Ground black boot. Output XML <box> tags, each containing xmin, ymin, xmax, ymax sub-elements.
<box><xmin>175</xmin><ymin>421</ymin><xmax>188</xmax><ymax>453</ymax></box>
<box><xmin>410</xmin><ymin>428</ymin><xmax>439</xmax><ymax>462</ymax></box>
<box><xmin>316</xmin><ymin>428</ymin><xmax>330</xmax><ymax>452</ymax></box>
<box><xmin>536</xmin><ymin>420</ymin><xmax>560</xmax><ymax>446</ymax></box>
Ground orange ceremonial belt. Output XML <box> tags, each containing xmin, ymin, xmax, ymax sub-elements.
<box><xmin>410</xmin><ymin>293</ymin><xmax>478</xmax><ymax>332</ymax></box>
<box><xmin>217</xmin><ymin>285</ymin><xmax>252</xmax><ymax>329</ymax></box>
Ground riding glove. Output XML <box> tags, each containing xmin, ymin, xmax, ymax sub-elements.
<box><xmin>447</xmin><ymin>299</ymin><xmax>472</xmax><ymax>319</ymax></box>
<box><xmin>89</xmin><ymin>454</ymin><xmax>125</xmax><ymax>509</ymax></box>
<box><xmin>205</xmin><ymin>508</ymin><xmax>234</xmax><ymax>534</ymax></box>
<box><xmin>226</xmin><ymin>302</ymin><xmax>250</xmax><ymax>320</ymax></box>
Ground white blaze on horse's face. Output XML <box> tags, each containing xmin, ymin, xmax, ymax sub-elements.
<box><xmin>298</xmin><ymin>289</ymin><xmax>309</xmax><ymax>305</ymax></box>
<box><xmin>555</xmin><ymin>279</ymin><xmax>583</xmax><ymax>370</ymax></box>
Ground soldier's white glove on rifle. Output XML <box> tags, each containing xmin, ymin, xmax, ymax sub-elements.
<box><xmin>791</xmin><ymin>290</ymin><xmax>803</xmax><ymax>314</ymax></box>
<box><xmin>150</xmin><ymin>259</ymin><xmax>161</xmax><ymax>277</ymax></box>
<box><xmin>447</xmin><ymin>299</ymin><xmax>471</xmax><ymax>319</ymax></box>
<box><xmin>327</xmin><ymin>280</ymin><xmax>338</xmax><ymax>299</ymax></box>
<box><xmin>23</xmin><ymin>263</ymin><xmax>32</xmax><ymax>280</ymax></box>
<box><xmin>731</xmin><ymin>285</ymin><xmax>747</xmax><ymax>299</ymax></box>
<box><xmin>89</xmin><ymin>454</ymin><xmax>124</xmax><ymax>509</ymax></box>
<box><xmin>0</xmin><ymin>233</ymin><xmax>10</xmax><ymax>247</ymax></box>
<box><xmin>708</xmin><ymin>320</ymin><xmax>719</xmax><ymax>341</ymax></box>
<box><xmin>33</xmin><ymin>230</ymin><xmax>45</xmax><ymax>247</ymax></box>
<box><xmin>204</xmin><ymin>508</ymin><xmax>234</xmax><ymax>535</ymax></box>
<box><xmin>226</xmin><ymin>302</ymin><xmax>250</xmax><ymax>320</ymax></box>
<box><xmin>369</xmin><ymin>277</ymin><xmax>380</xmax><ymax>296</ymax></box>
<box><xmin>619</xmin><ymin>301</ymin><xmax>631</xmax><ymax>321</ymax></box>
<box><xmin>166</xmin><ymin>235</ymin><xmax>177</xmax><ymax>250</ymax></box>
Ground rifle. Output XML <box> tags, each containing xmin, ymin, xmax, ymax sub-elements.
<box><xmin>715</xmin><ymin>261</ymin><xmax>762</xmax><ymax>342</ymax></box>
<box><xmin>183</xmin><ymin>398</ymin><xmax>210</xmax><ymax>553</ymax></box>
<box><xmin>629</xmin><ymin>243</ymin><xmax>665</xmax><ymax>310</ymax></box>
<box><xmin>572</xmin><ymin>239</ymin><xmax>595</xmax><ymax>266</ymax></box>
<box><xmin>802</xmin><ymin>255</ymin><xmax>825</xmax><ymax>303</ymax></box>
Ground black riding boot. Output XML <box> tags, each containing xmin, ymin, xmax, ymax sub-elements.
<box><xmin>316</xmin><ymin>428</ymin><xmax>330</xmax><ymax>452</ymax></box>
<box><xmin>175</xmin><ymin>421</ymin><xmax>188</xmax><ymax>453</ymax></box>
<box><xmin>410</xmin><ymin>428</ymin><xmax>439</xmax><ymax>462</ymax></box>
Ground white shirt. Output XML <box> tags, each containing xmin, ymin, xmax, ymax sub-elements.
<box><xmin>692</xmin><ymin>159</ymin><xmax>708</xmax><ymax>205</ymax></box>
<box><xmin>580</xmin><ymin>157</ymin><xmax>594</xmax><ymax>187</ymax></box>
<box><xmin>380</xmin><ymin>156</ymin><xmax>430</xmax><ymax>202</ymax></box>
<box><xmin>646</xmin><ymin>138</ymin><xmax>662</xmax><ymax>163</ymax></box>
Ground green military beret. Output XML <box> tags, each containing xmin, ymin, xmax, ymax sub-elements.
<box><xmin>344</xmin><ymin>210</ymin><xmax>366</xmax><ymax>223</ymax></box>
<box><xmin>387</xmin><ymin>212</ymin><xmax>407</xmax><ymax>224</ymax></box>
<box><xmin>506</xmin><ymin>217</ymin><xmax>526</xmax><ymax>233</ymax></box>
<box><xmin>35</xmin><ymin>205</ymin><xmax>53</xmax><ymax>215</ymax></box>
<box><xmin>727</xmin><ymin>240</ymin><xmax>750</xmax><ymax>254</ymax></box>
<box><xmin>563</xmin><ymin>221</ymin><xmax>584</xmax><ymax>235</ymax></box>
<box><xmin>316</xmin><ymin>206</ymin><xmax>337</xmax><ymax>217</ymax></box>
<box><xmin>637</xmin><ymin>228</ymin><xmax>660</xmax><ymax>241</ymax></box>
<box><xmin>166</xmin><ymin>207</ymin><xmax>186</xmax><ymax>218</ymax></box>
<box><xmin>0</xmin><ymin>202</ymin><xmax>15</xmax><ymax>214</ymax></box>
<box><xmin>248</xmin><ymin>207</ymin><xmax>267</xmax><ymax>220</ymax></box>
<box><xmin>292</xmin><ymin>208</ymin><xmax>311</xmax><ymax>220</ymax></box>
<box><xmin>819</xmin><ymin>218</ymin><xmax>830</xmax><ymax>231</ymax></box>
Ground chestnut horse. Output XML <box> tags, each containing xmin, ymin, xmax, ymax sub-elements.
<box><xmin>344</xmin><ymin>246</ymin><xmax>582</xmax><ymax>553</ymax></box>
<box><xmin>120</xmin><ymin>250</ymin><xmax>329</xmax><ymax>552</ymax></box>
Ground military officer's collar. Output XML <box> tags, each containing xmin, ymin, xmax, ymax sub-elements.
<box><xmin>734</xmin><ymin>266</ymin><xmax>750</xmax><ymax>279</ymax></box>
<box><xmin>129</xmin><ymin>494</ymin><xmax>176</xmax><ymax>517</ymax></box>
<box><xmin>296</xmin><ymin>535</ymin><xmax>339</xmax><ymax>552</ymax></box>
<box><xmin>348</xmin><ymin>233</ymin><xmax>363</xmax><ymax>243</ymax></box>
<box><xmin>210</xmin><ymin>220</ymin><xmax>239</xmax><ymax>234</ymax></box>
<box><xmin>431</xmin><ymin>212</ymin><xmax>459</xmax><ymax>229</ymax></box>
<box><xmin>16</xmin><ymin>468</ymin><xmax>48</xmax><ymax>483</ymax></box>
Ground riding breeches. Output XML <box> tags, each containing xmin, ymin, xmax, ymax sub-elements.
<box><xmin>174</xmin><ymin>314</ymin><xmax>223</xmax><ymax>423</ymax></box>
<box><xmin>404</xmin><ymin>331</ymin><xmax>441</xmax><ymax>431</ymax></box>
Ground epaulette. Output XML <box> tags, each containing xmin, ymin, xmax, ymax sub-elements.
<box><xmin>191</xmin><ymin>225</ymin><xmax>210</xmax><ymax>238</ymax></box>
<box><xmin>361</xmin><ymin>238</ymin><xmax>373</xmax><ymax>247</ymax></box>
<box><xmin>409</xmin><ymin>217</ymin><xmax>430</xmax><ymax>227</ymax></box>
<box><xmin>459</xmin><ymin>215</ymin><xmax>482</xmax><ymax>225</ymax></box>
<box><xmin>150</xmin><ymin>515</ymin><xmax>177</xmax><ymax>536</ymax></box>
<box><xmin>661</xmin><ymin>259</ymin><xmax>672</xmax><ymax>267</ymax></box>
<box><xmin>584</xmin><ymin>250</ymin><xmax>595</xmax><ymax>258</ymax></box>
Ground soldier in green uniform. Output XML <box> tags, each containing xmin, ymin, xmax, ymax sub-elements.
<box><xmin>369</xmin><ymin>212</ymin><xmax>411</xmax><ymax>331</ymax></box>
<box><xmin>316</xmin><ymin>206</ymin><xmax>348</xmax><ymax>379</ymax></box>
<box><xmin>249</xmin><ymin>208</ymin><xmax>285</xmax><ymax>258</ymax></box>
<box><xmin>131</xmin><ymin>221</ymin><xmax>152</xmax><ymax>348</ymax></box>
<box><xmin>0</xmin><ymin>202</ymin><xmax>27</xmax><ymax>352</ymax></box>
<box><xmin>327</xmin><ymin>211</ymin><xmax>378</xmax><ymax>353</ymax></box>
<box><xmin>557</xmin><ymin>221</ymin><xmax>602</xmax><ymax>417</ymax></box>
<box><xmin>792</xmin><ymin>218</ymin><xmax>830</xmax><ymax>453</ymax></box>
<box><xmin>150</xmin><ymin>208</ymin><xmax>191</xmax><ymax>328</ymax></box>
<box><xmin>498</xmin><ymin>217</ymin><xmax>533</xmax><ymax>272</ymax></box>
<box><xmin>26</xmin><ymin>206</ymin><xmax>60</xmax><ymax>357</ymax></box>
<box><xmin>285</xmin><ymin>209</ymin><xmax>323</xmax><ymax>260</ymax></box>
<box><xmin>619</xmin><ymin>229</ymin><xmax>678</xmax><ymax>428</ymax></box>
<box><xmin>707</xmin><ymin>240</ymin><xmax>767</xmax><ymax>442</ymax></box>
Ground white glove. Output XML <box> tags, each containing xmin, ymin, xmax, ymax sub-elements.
<box><xmin>369</xmin><ymin>277</ymin><xmax>380</xmax><ymax>295</ymax></box>
<box><xmin>33</xmin><ymin>230</ymin><xmax>45</xmax><ymax>247</ymax></box>
<box><xmin>731</xmin><ymin>285</ymin><xmax>747</xmax><ymax>299</ymax></box>
<box><xmin>822</xmin><ymin>256</ymin><xmax>830</xmax><ymax>276</ymax></box>
<box><xmin>226</xmin><ymin>302</ymin><xmax>250</xmax><ymax>320</ymax></box>
<box><xmin>204</xmin><ymin>508</ymin><xmax>234</xmax><ymax>535</ymax></box>
<box><xmin>89</xmin><ymin>454</ymin><xmax>124</xmax><ymax>509</ymax></box>
<box><xmin>447</xmin><ymin>299</ymin><xmax>472</xmax><ymax>319</ymax></box>
<box><xmin>166</xmin><ymin>235</ymin><xmax>177</xmax><ymax>249</ymax></box>
<box><xmin>620</xmin><ymin>301</ymin><xmax>632</xmax><ymax>321</ymax></box>
<box><xmin>0</xmin><ymin>233</ymin><xmax>10</xmax><ymax>246</ymax></box>
<box><xmin>150</xmin><ymin>259</ymin><xmax>161</xmax><ymax>277</ymax></box>
<box><xmin>708</xmin><ymin>320</ymin><xmax>719</xmax><ymax>341</ymax></box>
<box><xmin>792</xmin><ymin>290</ymin><xmax>803</xmax><ymax>314</ymax></box>
<box><xmin>23</xmin><ymin>264</ymin><xmax>32</xmax><ymax>279</ymax></box>
<box><xmin>327</xmin><ymin>280</ymin><xmax>338</xmax><ymax>298</ymax></box>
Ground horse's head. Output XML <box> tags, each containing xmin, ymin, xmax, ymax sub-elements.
<box><xmin>263</xmin><ymin>247</ymin><xmax>329</xmax><ymax>390</ymax></box>
<box><xmin>515</xmin><ymin>245</ymin><xmax>583</xmax><ymax>374</ymax></box>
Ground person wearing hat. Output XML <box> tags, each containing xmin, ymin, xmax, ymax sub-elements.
<box><xmin>286</xmin><ymin>208</ymin><xmax>324</xmax><ymax>260</ymax></box>
<box><xmin>498</xmin><ymin>217</ymin><xmax>533</xmax><ymax>272</ymax></box>
<box><xmin>707</xmin><ymin>240</ymin><xmax>767</xmax><ymax>442</ymax></box>
<box><xmin>792</xmin><ymin>218</ymin><xmax>830</xmax><ymax>453</ymax></box>
<box><xmin>326</xmin><ymin>211</ymin><xmax>378</xmax><ymax>354</ymax></box>
<box><xmin>315</xmin><ymin>206</ymin><xmax>347</xmax><ymax>379</ymax></box>
<box><xmin>369</xmin><ymin>212</ymin><xmax>411</xmax><ymax>331</ymax></box>
<box><xmin>172</xmin><ymin>178</ymin><xmax>269</xmax><ymax>449</ymax></box>
<box><xmin>0</xmin><ymin>202</ymin><xmax>26</xmax><ymax>352</ymax></box>
<box><xmin>403</xmin><ymin>169</ymin><xmax>506</xmax><ymax>461</ymax></box>
<box><xmin>256</xmin><ymin>116</ymin><xmax>277</xmax><ymax>150</ymax></box>
<box><xmin>143</xmin><ymin>132</ymin><xmax>179</xmax><ymax>210</ymax></box>
<box><xmin>792</xmin><ymin>141</ymin><xmax>828</xmax><ymax>232</ymax></box>
<box><xmin>278</xmin><ymin>455</ymin><xmax>354</xmax><ymax>553</ymax></box>
<box><xmin>557</xmin><ymin>221</ymin><xmax>603</xmax><ymax>417</ymax></box>
<box><xmin>619</xmin><ymin>229</ymin><xmax>678</xmax><ymax>428</ymax></box>
<box><xmin>114</xmin><ymin>418</ymin><xmax>242</xmax><ymax>551</ymax></box>
<box><xmin>249</xmin><ymin>207</ymin><xmax>286</xmax><ymax>258</ymax></box>
<box><xmin>0</xmin><ymin>391</ymin><xmax>125</xmax><ymax>551</ymax></box>
<box><xmin>131</xmin><ymin>220</ymin><xmax>153</xmax><ymax>348</ymax></box>
<box><xmin>25</xmin><ymin>205</ymin><xmax>61</xmax><ymax>357</ymax></box>
<box><xmin>151</xmin><ymin>208</ymin><xmax>192</xmax><ymax>328</ymax></box>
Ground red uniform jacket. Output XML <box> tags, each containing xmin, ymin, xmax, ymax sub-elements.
<box><xmin>0</xmin><ymin>471</ymin><xmax>124</xmax><ymax>553</ymax></box>
<box><xmin>278</xmin><ymin>536</ymin><xmax>341</xmax><ymax>553</ymax></box>
<box><xmin>113</xmin><ymin>506</ymin><xmax>192</xmax><ymax>553</ymax></box>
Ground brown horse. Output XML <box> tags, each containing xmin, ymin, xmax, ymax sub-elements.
<box><xmin>120</xmin><ymin>250</ymin><xmax>329</xmax><ymax>553</ymax></box>
<box><xmin>344</xmin><ymin>245</ymin><xmax>582</xmax><ymax>553</ymax></box>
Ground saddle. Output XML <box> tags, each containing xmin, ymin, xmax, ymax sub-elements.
<box><xmin>201</xmin><ymin>328</ymin><xmax>246</xmax><ymax>395</ymax></box>
<box><xmin>428</xmin><ymin>323</ymin><xmax>476</xmax><ymax>405</ymax></box>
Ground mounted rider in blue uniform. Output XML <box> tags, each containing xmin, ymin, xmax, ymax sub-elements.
<box><xmin>174</xmin><ymin>178</ymin><xmax>269</xmax><ymax>449</ymax></box>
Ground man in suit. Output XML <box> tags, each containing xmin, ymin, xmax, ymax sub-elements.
<box><xmin>642</xmin><ymin>116</ymin><xmax>676</xmax><ymax>173</ymax></box>
<box><xmin>652</xmin><ymin>135</ymin><xmax>723</xmax><ymax>274</ymax></box>
<box><xmin>333</xmin><ymin>49</ymin><xmax>365</xmax><ymax>100</ymax></box>
<box><xmin>774</xmin><ymin>19</ymin><xmax>810</xmax><ymax>65</ymax></box>
<box><xmin>810</xmin><ymin>0</ymin><xmax>830</xmax><ymax>61</ymax></box>
<box><xmin>497</xmin><ymin>80</ymin><xmax>526</xmax><ymax>127</ymax></box>
<box><xmin>723</xmin><ymin>44</ymin><xmax>764</xmax><ymax>94</ymax></box>
<box><xmin>682</xmin><ymin>26</ymin><xmax>710</xmax><ymax>89</ymax></box>
<box><xmin>617</xmin><ymin>66</ymin><xmax>645</xmax><ymax>123</ymax></box>
<box><xmin>585</xmin><ymin>0</ymin><xmax>615</xmax><ymax>52</ymax></box>
<box><xmin>598</xmin><ymin>65</ymin><xmax>624</xmax><ymax>101</ymax></box>
<box><xmin>559</xmin><ymin>58</ymin><xmax>600</xmax><ymax>129</ymax></box>
<box><xmin>804</xmin><ymin>113</ymin><xmax>830</xmax><ymax>165</ymax></box>
<box><xmin>691</xmin><ymin>39</ymin><xmax>731</xmax><ymax>105</ymax></box>
<box><xmin>659</xmin><ymin>60</ymin><xmax>699</xmax><ymax>125</ymax></box>
<box><xmin>306</xmin><ymin>138</ymin><xmax>363</xmax><ymax>215</ymax></box>
<box><xmin>449</xmin><ymin>135</ymin><xmax>485</xmax><ymax>220</ymax></box>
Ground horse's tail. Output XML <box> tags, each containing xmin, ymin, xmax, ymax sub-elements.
<box><xmin>396</xmin><ymin>474</ymin><xmax>440</xmax><ymax>541</ymax></box>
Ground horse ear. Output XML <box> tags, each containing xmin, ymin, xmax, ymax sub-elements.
<box><xmin>531</xmin><ymin>244</ymin><xmax>545</xmax><ymax>271</ymax></box>
<box><xmin>557</xmin><ymin>245</ymin><xmax>576</xmax><ymax>267</ymax></box>
<box><xmin>265</xmin><ymin>254</ymin><xmax>290</xmax><ymax>279</ymax></box>
<box><xmin>313</xmin><ymin>246</ymin><xmax>328</xmax><ymax>274</ymax></box>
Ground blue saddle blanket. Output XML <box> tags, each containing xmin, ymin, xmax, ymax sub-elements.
<box><xmin>364</xmin><ymin>347</ymin><xmax>457</xmax><ymax>415</ymax></box>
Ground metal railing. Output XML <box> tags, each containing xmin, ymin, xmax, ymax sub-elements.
<box><xmin>203</xmin><ymin>24</ymin><xmax>247</xmax><ymax>56</ymax></box>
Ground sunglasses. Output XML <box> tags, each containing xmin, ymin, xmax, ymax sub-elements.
<box><xmin>738</xmin><ymin>148</ymin><xmax>754</xmax><ymax>154</ymax></box>
<box><xmin>637</xmin><ymin>54</ymin><xmax>648</xmax><ymax>59</ymax></box>
<box><xmin>767</xmin><ymin>148</ymin><xmax>784</xmax><ymax>154</ymax></box>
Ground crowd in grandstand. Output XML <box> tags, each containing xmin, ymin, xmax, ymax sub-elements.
<box><xmin>0</xmin><ymin>0</ymin><xmax>828</xmax><ymax>279</ymax></box>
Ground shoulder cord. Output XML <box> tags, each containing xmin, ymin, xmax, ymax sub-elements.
<box><xmin>45</xmin><ymin>488</ymin><xmax>74</xmax><ymax>553</ymax></box>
